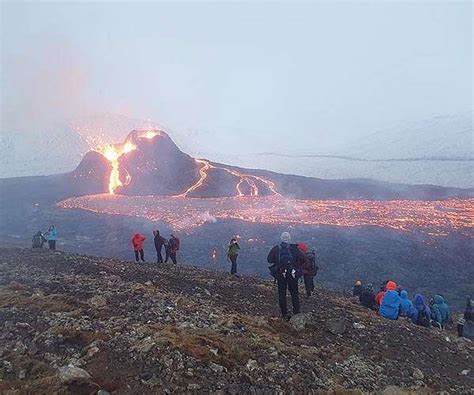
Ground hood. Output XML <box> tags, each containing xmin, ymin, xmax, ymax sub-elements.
<box><xmin>386</xmin><ymin>281</ymin><xmax>397</xmax><ymax>291</ymax></box>
<box><xmin>414</xmin><ymin>294</ymin><xmax>426</xmax><ymax>309</ymax></box>
<box><xmin>434</xmin><ymin>294</ymin><xmax>445</xmax><ymax>305</ymax></box>
<box><xmin>401</xmin><ymin>290</ymin><xmax>408</xmax><ymax>299</ymax></box>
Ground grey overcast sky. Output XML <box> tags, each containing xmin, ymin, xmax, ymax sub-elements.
<box><xmin>1</xmin><ymin>1</ymin><xmax>472</xmax><ymax>153</ymax></box>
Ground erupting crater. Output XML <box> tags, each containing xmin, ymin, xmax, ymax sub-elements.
<box><xmin>61</xmin><ymin>129</ymin><xmax>474</xmax><ymax>236</ymax></box>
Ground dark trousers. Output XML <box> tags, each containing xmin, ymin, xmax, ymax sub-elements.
<box><xmin>229</xmin><ymin>255</ymin><xmax>238</xmax><ymax>274</ymax></box>
<box><xmin>277</xmin><ymin>273</ymin><xmax>300</xmax><ymax>317</ymax></box>
<box><xmin>48</xmin><ymin>240</ymin><xmax>56</xmax><ymax>251</ymax></box>
<box><xmin>156</xmin><ymin>248</ymin><xmax>163</xmax><ymax>263</ymax></box>
<box><xmin>169</xmin><ymin>252</ymin><xmax>177</xmax><ymax>264</ymax></box>
<box><xmin>303</xmin><ymin>275</ymin><xmax>315</xmax><ymax>296</ymax></box>
<box><xmin>134</xmin><ymin>249</ymin><xmax>145</xmax><ymax>262</ymax></box>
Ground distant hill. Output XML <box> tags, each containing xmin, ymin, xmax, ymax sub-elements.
<box><xmin>0</xmin><ymin>247</ymin><xmax>472</xmax><ymax>393</ymax></box>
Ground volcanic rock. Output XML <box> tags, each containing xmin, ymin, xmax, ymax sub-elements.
<box><xmin>326</xmin><ymin>318</ymin><xmax>346</xmax><ymax>335</ymax></box>
<box><xmin>58</xmin><ymin>365</ymin><xmax>91</xmax><ymax>383</ymax></box>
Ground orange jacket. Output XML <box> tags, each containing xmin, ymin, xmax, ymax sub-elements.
<box><xmin>131</xmin><ymin>234</ymin><xmax>146</xmax><ymax>250</ymax></box>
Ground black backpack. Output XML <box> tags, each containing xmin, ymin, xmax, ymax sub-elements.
<box><xmin>32</xmin><ymin>234</ymin><xmax>43</xmax><ymax>248</ymax></box>
<box><xmin>306</xmin><ymin>250</ymin><xmax>318</xmax><ymax>276</ymax></box>
<box><xmin>277</xmin><ymin>243</ymin><xmax>295</xmax><ymax>274</ymax></box>
<box><xmin>417</xmin><ymin>308</ymin><xmax>431</xmax><ymax>328</ymax></box>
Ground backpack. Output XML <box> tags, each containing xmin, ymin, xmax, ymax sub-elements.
<box><xmin>417</xmin><ymin>308</ymin><xmax>431</xmax><ymax>328</ymax></box>
<box><xmin>306</xmin><ymin>250</ymin><xmax>318</xmax><ymax>276</ymax></box>
<box><xmin>277</xmin><ymin>243</ymin><xmax>296</xmax><ymax>275</ymax></box>
<box><xmin>32</xmin><ymin>234</ymin><xmax>43</xmax><ymax>248</ymax></box>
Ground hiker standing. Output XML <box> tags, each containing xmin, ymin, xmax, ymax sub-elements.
<box><xmin>298</xmin><ymin>243</ymin><xmax>318</xmax><ymax>298</ymax></box>
<box><xmin>32</xmin><ymin>231</ymin><xmax>47</xmax><ymax>249</ymax></box>
<box><xmin>267</xmin><ymin>231</ymin><xmax>307</xmax><ymax>321</ymax></box>
<box><xmin>353</xmin><ymin>280</ymin><xmax>363</xmax><ymax>297</ymax></box>
<box><xmin>45</xmin><ymin>225</ymin><xmax>58</xmax><ymax>251</ymax></box>
<box><xmin>227</xmin><ymin>237</ymin><xmax>240</xmax><ymax>275</ymax></box>
<box><xmin>168</xmin><ymin>234</ymin><xmax>180</xmax><ymax>264</ymax></box>
<box><xmin>153</xmin><ymin>230</ymin><xmax>167</xmax><ymax>263</ymax></box>
<box><xmin>131</xmin><ymin>233</ymin><xmax>146</xmax><ymax>262</ymax></box>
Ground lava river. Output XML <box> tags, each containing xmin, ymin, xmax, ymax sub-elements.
<box><xmin>57</xmin><ymin>194</ymin><xmax>474</xmax><ymax>237</ymax></box>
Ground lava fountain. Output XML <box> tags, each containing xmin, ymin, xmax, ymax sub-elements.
<box><xmin>97</xmin><ymin>130</ymin><xmax>160</xmax><ymax>194</ymax></box>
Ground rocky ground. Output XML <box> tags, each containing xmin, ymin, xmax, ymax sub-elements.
<box><xmin>0</xmin><ymin>248</ymin><xmax>472</xmax><ymax>394</ymax></box>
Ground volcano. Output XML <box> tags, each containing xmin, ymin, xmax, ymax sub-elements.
<box><xmin>67</xmin><ymin>129</ymin><xmax>474</xmax><ymax>201</ymax></box>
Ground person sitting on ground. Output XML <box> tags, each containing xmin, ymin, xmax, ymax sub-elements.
<box><xmin>375</xmin><ymin>281</ymin><xmax>388</xmax><ymax>307</ymax></box>
<box><xmin>45</xmin><ymin>225</ymin><xmax>58</xmax><ymax>251</ymax></box>
<box><xmin>131</xmin><ymin>233</ymin><xmax>146</xmax><ymax>263</ymax></box>
<box><xmin>410</xmin><ymin>294</ymin><xmax>432</xmax><ymax>328</ymax></box>
<box><xmin>380</xmin><ymin>281</ymin><xmax>401</xmax><ymax>320</ymax></box>
<box><xmin>458</xmin><ymin>297</ymin><xmax>474</xmax><ymax>339</ymax></box>
<box><xmin>153</xmin><ymin>230</ymin><xmax>167</xmax><ymax>264</ymax></box>
<box><xmin>399</xmin><ymin>290</ymin><xmax>414</xmax><ymax>317</ymax></box>
<box><xmin>298</xmin><ymin>243</ymin><xmax>318</xmax><ymax>298</ymax></box>
<box><xmin>353</xmin><ymin>280</ymin><xmax>363</xmax><ymax>297</ymax></box>
<box><xmin>267</xmin><ymin>231</ymin><xmax>307</xmax><ymax>321</ymax></box>
<box><xmin>32</xmin><ymin>231</ymin><xmax>47</xmax><ymax>249</ymax></box>
<box><xmin>227</xmin><ymin>237</ymin><xmax>240</xmax><ymax>275</ymax></box>
<box><xmin>431</xmin><ymin>294</ymin><xmax>450</xmax><ymax>329</ymax></box>
<box><xmin>359</xmin><ymin>283</ymin><xmax>377</xmax><ymax>311</ymax></box>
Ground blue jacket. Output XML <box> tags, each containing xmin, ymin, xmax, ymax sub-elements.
<box><xmin>399</xmin><ymin>290</ymin><xmax>413</xmax><ymax>317</ymax></box>
<box><xmin>431</xmin><ymin>294</ymin><xmax>450</xmax><ymax>325</ymax></box>
<box><xmin>380</xmin><ymin>290</ymin><xmax>401</xmax><ymax>320</ymax></box>
<box><xmin>410</xmin><ymin>294</ymin><xmax>432</xmax><ymax>326</ymax></box>
<box><xmin>47</xmin><ymin>228</ymin><xmax>58</xmax><ymax>241</ymax></box>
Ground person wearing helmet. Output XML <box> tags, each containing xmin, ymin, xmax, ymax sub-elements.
<box><xmin>267</xmin><ymin>232</ymin><xmax>307</xmax><ymax>321</ymax></box>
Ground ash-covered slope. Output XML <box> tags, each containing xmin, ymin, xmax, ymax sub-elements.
<box><xmin>0</xmin><ymin>248</ymin><xmax>472</xmax><ymax>394</ymax></box>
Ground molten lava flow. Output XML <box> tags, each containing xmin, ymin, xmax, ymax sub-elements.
<box><xmin>97</xmin><ymin>131</ymin><xmax>160</xmax><ymax>194</ymax></box>
<box><xmin>178</xmin><ymin>159</ymin><xmax>279</xmax><ymax>197</ymax></box>
<box><xmin>58</xmin><ymin>195</ymin><xmax>474</xmax><ymax>237</ymax></box>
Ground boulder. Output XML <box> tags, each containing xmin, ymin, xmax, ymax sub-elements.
<box><xmin>326</xmin><ymin>318</ymin><xmax>346</xmax><ymax>335</ymax></box>
<box><xmin>58</xmin><ymin>365</ymin><xmax>91</xmax><ymax>383</ymax></box>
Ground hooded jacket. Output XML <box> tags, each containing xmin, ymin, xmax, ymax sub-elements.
<box><xmin>410</xmin><ymin>294</ymin><xmax>432</xmax><ymax>327</ymax></box>
<box><xmin>399</xmin><ymin>290</ymin><xmax>413</xmax><ymax>317</ymax></box>
<box><xmin>380</xmin><ymin>290</ymin><xmax>401</xmax><ymax>320</ymax></box>
<box><xmin>47</xmin><ymin>228</ymin><xmax>58</xmax><ymax>241</ymax></box>
<box><xmin>431</xmin><ymin>294</ymin><xmax>450</xmax><ymax>325</ymax></box>
<box><xmin>131</xmin><ymin>234</ymin><xmax>146</xmax><ymax>251</ymax></box>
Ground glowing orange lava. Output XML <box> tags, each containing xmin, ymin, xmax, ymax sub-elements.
<box><xmin>96</xmin><ymin>131</ymin><xmax>160</xmax><ymax>194</ymax></box>
<box><xmin>57</xmin><ymin>195</ymin><xmax>474</xmax><ymax>237</ymax></box>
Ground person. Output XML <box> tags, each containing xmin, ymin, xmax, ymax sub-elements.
<box><xmin>410</xmin><ymin>294</ymin><xmax>432</xmax><ymax>328</ymax></box>
<box><xmin>45</xmin><ymin>225</ymin><xmax>58</xmax><ymax>251</ymax></box>
<box><xmin>298</xmin><ymin>243</ymin><xmax>318</xmax><ymax>298</ymax></box>
<box><xmin>153</xmin><ymin>230</ymin><xmax>167</xmax><ymax>263</ymax></box>
<box><xmin>399</xmin><ymin>290</ymin><xmax>413</xmax><ymax>317</ymax></box>
<box><xmin>353</xmin><ymin>280</ymin><xmax>363</xmax><ymax>297</ymax></box>
<box><xmin>227</xmin><ymin>237</ymin><xmax>240</xmax><ymax>275</ymax></box>
<box><xmin>267</xmin><ymin>231</ymin><xmax>307</xmax><ymax>321</ymax></box>
<box><xmin>431</xmin><ymin>294</ymin><xmax>450</xmax><ymax>329</ymax></box>
<box><xmin>167</xmin><ymin>234</ymin><xmax>180</xmax><ymax>264</ymax></box>
<box><xmin>359</xmin><ymin>283</ymin><xmax>377</xmax><ymax>310</ymax></box>
<box><xmin>458</xmin><ymin>297</ymin><xmax>474</xmax><ymax>339</ymax></box>
<box><xmin>375</xmin><ymin>282</ymin><xmax>387</xmax><ymax>307</ymax></box>
<box><xmin>131</xmin><ymin>233</ymin><xmax>146</xmax><ymax>262</ymax></box>
<box><xmin>32</xmin><ymin>231</ymin><xmax>47</xmax><ymax>249</ymax></box>
<box><xmin>379</xmin><ymin>281</ymin><xmax>401</xmax><ymax>320</ymax></box>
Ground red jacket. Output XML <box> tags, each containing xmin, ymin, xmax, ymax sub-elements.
<box><xmin>131</xmin><ymin>234</ymin><xmax>146</xmax><ymax>251</ymax></box>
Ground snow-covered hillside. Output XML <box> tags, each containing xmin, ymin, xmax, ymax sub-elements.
<box><xmin>216</xmin><ymin>114</ymin><xmax>473</xmax><ymax>188</ymax></box>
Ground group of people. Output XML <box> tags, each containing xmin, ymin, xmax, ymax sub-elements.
<box><xmin>352</xmin><ymin>279</ymin><xmax>474</xmax><ymax>339</ymax></box>
<box><xmin>266</xmin><ymin>232</ymin><xmax>319</xmax><ymax>320</ymax></box>
<box><xmin>31</xmin><ymin>225</ymin><xmax>58</xmax><ymax>251</ymax></box>
<box><xmin>131</xmin><ymin>230</ymin><xmax>180</xmax><ymax>264</ymax></box>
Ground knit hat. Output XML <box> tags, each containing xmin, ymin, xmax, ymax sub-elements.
<box><xmin>386</xmin><ymin>281</ymin><xmax>397</xmax><ymax>291</ymax></box>
<box><xmin>281</xmin><ymin>232</ymin><xmax>291</xmax><ymax>243</ymax></box>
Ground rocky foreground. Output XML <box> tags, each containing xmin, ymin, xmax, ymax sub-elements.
<box><xmin>0</xmin><ymin>248</ymin><xmax>472</xmax><ymax>394</ymax></box>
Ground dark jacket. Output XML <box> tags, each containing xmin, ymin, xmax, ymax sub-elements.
<box><xmin>353</xmin><ymin>285</ymin><xmax>363</xmax><ymax>297</ymax></box>
<box><xmin>267</xmin><ymin>242</ymin><xmax>307</xmax><ymax>276</ymax></box>
<box><xmin>154</xmin><ymin>234</ymin><xmax>167</xmax><ymax>251</ymax></box>
<box><xmin>359</xmin><ymin>290</ymin><xmax>377</xmax><ymax>310</ymax></box>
